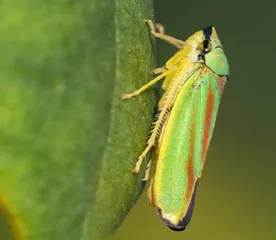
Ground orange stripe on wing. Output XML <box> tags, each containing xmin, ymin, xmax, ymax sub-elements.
<box><xmin>215</xmin><ymin>75</ymin><xmax>227</xmax><ymax>96</ymax></box>
<box><xmin>150</xmin><ymin>178</ymin><xmax>156</xmax><ymax>207</ymax></box>
<box><xmin>201</xmin><ymin>84</ymin><xmax>214</xmax><ymax>167</ymax></box>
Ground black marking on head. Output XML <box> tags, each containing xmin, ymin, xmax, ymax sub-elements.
<box><xmin>203</xmin><ymin>40</ymin><xmax>210</xmax><ymax>53</ymax></box>
<box><xmin>198</xmin><ymin>25</ymin><xmax>213</xmax><ymax>56</ymax></box>
<box><xmin>202</xmin><ymin>26</ymin><xmax>213</xmax><ymax>54</ymax></box>
<box><xmin>203</xmin><ymin>26</ymin><xmax>213</xmax><ymax>40</ymax></box>
<box><xmin>157</xmin><ymin>180</ymin><xmax>200</xmax><ymax>231</ymax></box>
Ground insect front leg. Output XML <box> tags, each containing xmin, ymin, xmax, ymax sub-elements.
<box><xmin>152</xmin><ymin>67</ymin><xmax>166</xmax><ymax>75</ymax></box>
<box><xmin>144</xmin><ymin>19</ymin><xmax>184</xmax><ymax>49</ymax></box>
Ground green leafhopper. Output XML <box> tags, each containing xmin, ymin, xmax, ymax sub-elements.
<box><xmin>122</xmin><ymin>20</ymin><xmax>229</xmax><ymax>231</ymax></box>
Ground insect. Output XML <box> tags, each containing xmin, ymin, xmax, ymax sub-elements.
<box><xmin>122</xmin><ymin>20</ymin><xmax>229</xmax><ymax>231</ymax></box>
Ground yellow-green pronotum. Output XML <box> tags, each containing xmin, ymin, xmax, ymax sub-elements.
<box><xmin>122</xmin><ymin>20</ymin><xmax>229</xmax><ymax>231</ymax></box>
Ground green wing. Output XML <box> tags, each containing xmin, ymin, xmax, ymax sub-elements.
<box><xmin>151</xmin><ymin>68</ymin><xmax>224</xmax><ymax>230</ymax></box>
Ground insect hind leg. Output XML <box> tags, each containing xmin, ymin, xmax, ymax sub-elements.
<box><xmin>132</xmin><ymin>110</ymin><xmax>168</xmax><ymax>174</ymax></box>
<box><xmin>131</xmin><ymin>138</ymin><xmax>155</xmax><ymax>174</ymax></box>
<box><xmin>142</xmin><ymin>160</ymin><xmax>151</xmax><ymax>181</ymax></box>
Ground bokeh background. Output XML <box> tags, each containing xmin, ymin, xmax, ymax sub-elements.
<box><xmin>1</xmin><ymin>0</ymin><xmax>275</xmax><ymax>239</ymax></box>
<box><xmin>112</xmin><ymin>0</ymin><xmax>276</xmax><ymax>239</ymax></box>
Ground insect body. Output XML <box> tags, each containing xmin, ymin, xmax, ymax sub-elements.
<box><xmin>122</xmin><ymin>20</ymin><xmax>229</xmax><ymax>230</ymax></box>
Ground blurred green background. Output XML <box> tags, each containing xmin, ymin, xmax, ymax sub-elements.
<box><xmin>1</xmin><ymin>0</ymin><xmax>275</xmax><ymax>239</ymax></box>
<box><xmin>112</xmin><ymin>0</ymin><xmax>276</xmax><ymax>239</ymax></box>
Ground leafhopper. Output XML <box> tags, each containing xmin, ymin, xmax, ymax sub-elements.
<box><xmin>122</xmin><ymin>20</ymin><xmax>229</xmax><ymax>230</ymax></box>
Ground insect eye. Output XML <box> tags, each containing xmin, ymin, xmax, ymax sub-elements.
<box><xmin>197</xmin><ymin>53</ymin><xmax>205</xmax><ymax>61</ymax></box>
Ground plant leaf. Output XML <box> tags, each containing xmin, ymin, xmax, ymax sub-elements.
<box><xmin>0</xmin><ymin>0</ymin><xmax>155</xmax><ymax>239</ymax></box>
<box><xmin>82</xmin><ymin>0</ymin><xmax>156</xmax><ymax>239</ymax></box>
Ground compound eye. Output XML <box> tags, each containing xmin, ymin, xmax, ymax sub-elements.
<box><xmin>197</xmin><ymin>53</ymin><xmax>205</xmax><ymax>61</ymax></box>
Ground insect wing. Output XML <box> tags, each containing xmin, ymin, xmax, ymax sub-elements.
<box><xmin>152</xmin><ymin>69</ymin><xmax>224</xmax><ymax>230</ymax></box>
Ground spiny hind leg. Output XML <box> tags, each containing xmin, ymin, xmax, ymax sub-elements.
<box><xmin>122</xmin><ymin>69</ymin><xmax>173</xmax><ymax>100</ymax></box>
<box><xmin>142</xmin><ymin>160</ymin><xmax>151</xmax><ymax>181</ymax></box>
<box><xmin>131</xmin><ymin>138</ymin><xmax>155</xmax><ymax>174</ymax></box>
<box><xmin>144</xmin><ymin>19</ymin><xmax>184</xmax><ymax>49</ymax></box>
<box><xmin>132</xmin><ymin>113</ymin><xmax>165</xmax><ymax>174</ymax></box>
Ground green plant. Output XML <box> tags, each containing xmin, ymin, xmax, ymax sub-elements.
<box><xmin>0</xmin><ymin>0</ymin><xmax>155</xmax><ymax>239</ymax></box>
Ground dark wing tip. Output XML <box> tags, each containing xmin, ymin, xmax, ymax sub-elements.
<box><xmin>168</xmin><ymin>225</ymin><xmax>187</xmax><ymax>231</ymax></box>
<box><xmin>157</xmin><ymin>180</ymin><xmax>200</xmax><ymax>231</ymax></box>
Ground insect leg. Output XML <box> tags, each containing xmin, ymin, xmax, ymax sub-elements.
<box><xmin>122</xmin><ymin>69</ymin><xmax>173</xmax><ymax>100</ymax></box>
<box><xmin>155</xmin><ymin>23</ymin><xmax>165</xmax><ymax>35</ymax></box>
<box><xmin>152</xmin><ymin>67</ymin><xmax>166</xmax><ymax>75</ymax></box>
<box><xmin>144</xmin><ymin>19</ymin><xmax>184</xmax><ymax>49</ymax></box>
<box><xmin>142</xmin><ymin>160</ymin><xmax>151</xmax><ymax>181</ymax></box>
<box><xmin>132</xmin><ymin>110</ymin><xmax>169</xmax><ymax>173</ymax></box>
<box><xmin>131</xmin><ymin>139</ymin><xmax>154</xmax><ymax>173</ymax></box>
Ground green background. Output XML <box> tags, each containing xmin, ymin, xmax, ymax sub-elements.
<box><xmin>112</xmin><ymin>0</ymin><xmax>275</xmax><ymax>239</ymax></box>
<box><xmin>1</xmin><ymin>0</ymin><xmax>275</xmax><ymax>239</ymax></box>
